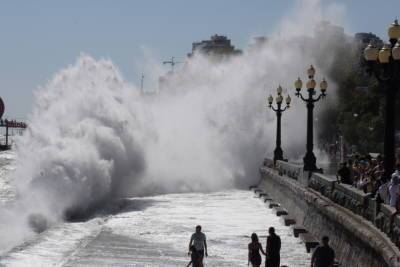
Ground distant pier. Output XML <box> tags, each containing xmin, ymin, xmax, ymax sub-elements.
<box><xmin>0</xmin><ymin>119</ymin><xmax>27</xmax><ymax>150</ymax></box>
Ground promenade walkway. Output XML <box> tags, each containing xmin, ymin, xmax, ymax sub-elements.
<box><xmin>0</xmin><ymin>191</ymin><xmax>310</xmax><ymax>267</ymax></box>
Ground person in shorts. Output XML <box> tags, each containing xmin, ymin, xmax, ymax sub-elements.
<box><xmin>187</xmin><ymin>245</ymin><xmax>199</xmax><ymax>267</ymax></box>
<box><xmin>188</xmin><ymin>225</ymin><xmax>208</xmax><ymax>267</ymax></box>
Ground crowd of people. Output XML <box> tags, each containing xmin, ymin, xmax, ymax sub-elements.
<box><xmin>336</xmin><ymin>154</ymin><xmax>400</xmax><ymax>207</ymax></box>
<box><xmin>187</xmin><ymin>225</ymin><xmax>335</xmax><ymax>267</ymax></box>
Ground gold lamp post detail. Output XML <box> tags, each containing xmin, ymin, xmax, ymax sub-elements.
<box><xmin>362</xmin><ymin>19</ymin><xmax>400</xmax><ymax>181</ymax></box>
<box><xmin>267</xmin><ymin>86</ymin><xmax>291</xmax><ymax>163</ymax></box>
<box><xmin>294</xmin><ymin>65</ymin><xmax>328</xmax><ymax>172</ymax></box>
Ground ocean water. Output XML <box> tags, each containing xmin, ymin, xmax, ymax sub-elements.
<box><xmin>0</xmin><ymin>154</ymin><xmax>311</xmax><ymax>267</ymax></box>
<box><xmin>0</xmin><ymin>150</ymin><xmax>16</xmax><ymax>203</ymax></box>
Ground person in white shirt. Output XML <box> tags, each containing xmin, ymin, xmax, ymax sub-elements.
<box><xmin>188</xmin><ymin>225</ymin><xmax>208</xmax><ymax>267</ymax></box>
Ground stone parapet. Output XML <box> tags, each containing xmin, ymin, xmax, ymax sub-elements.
<box><xmin>259</xmin><ymin>165</ymin><xmax>400</xmax><ymax>267</ymax></box>
<box><xmin>275</xmin><ymin>160</ymin><xmax>303</xmax><ymax>181</ymax></box>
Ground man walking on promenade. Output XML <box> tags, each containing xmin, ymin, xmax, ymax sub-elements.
<box><xmin>188</xmin><ymin>225</ymin><xmax>208</xmax><ymax>267</ymax></box>
<box><xmin>311</xmin><ymin>236</ymin><xmax>335</xmax><ymax>267</ymax></box>
<box><xmin>265</xmin><ymin>227</ymin><xmax>281</xmax><ymax>267</ymax></box>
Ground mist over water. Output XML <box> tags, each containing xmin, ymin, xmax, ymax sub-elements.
<box><xmin>0</xmin><ymin>0</ymin><xmax>346</xmax><ymax>253</ymax></box>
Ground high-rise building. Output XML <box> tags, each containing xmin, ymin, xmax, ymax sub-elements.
<box><xmin>187</xmin><ymin>34</ymin><xmax>242</xmax><ymax>58</ymax></box>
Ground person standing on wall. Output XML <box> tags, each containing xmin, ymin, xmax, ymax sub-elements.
<box><xmin>188</xmin><ymin>225</ymin><xmax>208</xmax><ymax>267</ymax></box>
<box><xmin>265</xmin><ymin>227</ymin><xmax>281</xmax><ymax>267</ymax></box>
<box><xmin>336</xmin><ymin>162</ymin><xmax>352</xmax><ymax>185</ymax></box>
<box><xmin>311</xmin><ymin>236</ymin><xmax>335</xmax><ymax>267</ymax></box>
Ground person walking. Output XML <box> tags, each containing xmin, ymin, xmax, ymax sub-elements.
<box><xmin>265</xmin><ymin>227</ymin><xmax>281</xmax><ymax>267</ymax></box>
<box><xmin>188</xmin><ymin>225</ymin><xmax>208</xmax><ymax>267</ymax></box>
<box><xmin>187</xmin><ymin>245</ymin><xmax>199</xmax><ymax>267</ymax></box>
<box><xmin>311</xmin><ymin>236</ymin><xmax>335</xmax><ymax>267</ymax></box>
<box><xmin>248</xmin><ymin>233</ymin><xmax>266</xmax><ymax>267</ymax></box>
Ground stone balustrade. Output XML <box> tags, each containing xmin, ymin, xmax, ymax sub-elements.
<box><xmin>332</xmin><ymin>182</ymin><xmax>370</xmax><ymax>216</ymax></box>
<box><xmin>265</xmin><ymin>158</ymin><xmax>400</xmax><ymax>244</ymax></box>
<box><xmin>309</xmin><ymin>172</ymin><xmax>335</xmax><ymax>198</ymax></box>
<box><xmin>375</xmin><ymin>204</ymin><xmax>400</xmax><ymax>248</ymax></box>
<box><xmin>262</xmin><ymin>158</ymin><xmax>303</xmax><ymax>180</ymax></box>
<box><xmin>259</xmin><ymin>161</ymin><xmax>400</xmax><ymax>267</ymax></box>
<box><xmin>276</xmin><ymin>160</ymin><xmax>303</xmax><ymax>180</ymax></box>
<box><xmin>307</xmin><ymin>165</ymin><xmax>400</xmax><ymax>252</ymax></box>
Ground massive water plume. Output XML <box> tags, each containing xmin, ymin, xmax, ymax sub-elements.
<box><xmin>0</xmin><ymin>0</ymin><xmax>348</xmax><ymax>253</ymax></box>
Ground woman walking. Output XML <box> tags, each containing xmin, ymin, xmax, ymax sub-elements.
<box><xmin>248</xmin><ymin>233</ymin><xmax>266</xmax><ymax>267</ymax></box>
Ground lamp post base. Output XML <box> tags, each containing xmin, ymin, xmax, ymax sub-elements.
<box><xmin>273</xmin><ymin>147</ymin><xmax>284</xmax><ymax>163</ymax></box>
<box><xmin>303</xmin><ymin>151</ymin><xmax>320</xmax><ymax>172</ymax></box>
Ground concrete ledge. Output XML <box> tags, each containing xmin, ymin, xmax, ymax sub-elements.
<box><xmin>309</xmin><ymin>172</ymin><xmax>335</xmax><ymax>198</ymax></box>
<box><xmin>281</xmin><ymin>215</ymin><xmax>296</xmax><ymax>226</ymax></box>
<box><xmin>276</xmin><ymin>160</ymin><xmax>303</xmax><ymax>180</ymax></box>
<box><xmin>263</xmin><ymin>195</ymin><xmax>273</xmax><ymax>202</ymax></box>
<box><xmin>274</xmin><ymin>207</ymin><xmax>288</xmax><ymax>216</ymax></box>
<box><xmin>299</xmin><ymin>233</ymin><xmax>319</xmax><ymax>253</ymax></box>
<box><xmin>293</xmin><ymin>225</ymin><xmax>308</xmax><ymax>237</ymax></box>
<box><xmin>268</xmin><ymin>202</ymin><xmax>280</xmax><ymax>209</ymax></box>
<box><xmin>333</xmin><ymin>183</ymin><xmax>369</xmax><ymax>216</ymax></box>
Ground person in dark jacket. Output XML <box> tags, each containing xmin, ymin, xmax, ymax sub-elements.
<box><xmin>311</xmin><ymin>236</ymin><xmax>335</xmax><ymax>267</ymax></box>
<box><xmin>265</xmin><ymin>227</ymin><xmax>281</xmax><ymax>267</ymax></box>
<box><xmin>336</xmin><ymin>162</ymin><xmax>352</xmax><ymax>185</ymax></box>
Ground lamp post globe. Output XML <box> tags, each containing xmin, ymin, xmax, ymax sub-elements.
<box><xmin>378</xmin><ymin>44</ymin><xmax>391</xmax><ymax>64</ymax></box>
<box><xmin>307</xmin><ymin>65</ymin><xmax>316</xmax><ymax>78</ymax></box>
<box><xmin>286</xmin><ymin>95</ymin><xmax>291</xmax><ymax>107</ymax></box>
<box><xmin>364</xmin><ymin>43</ymin><xmax>379</xmax><ymax>61</ymax></box>
<box><xmin>392</xmin><ymin>41</ymin><xmax>400</xmax><ymax>60</ymax></box>
<box><xmin>388</xmin><ymin>19</ymin><xmax>400</xmax><ymax>45</ymax></box>
<box><xmin>320</xmin><ymin>79</ymin><xmax>328</xmax><ymax>95</ymax></box>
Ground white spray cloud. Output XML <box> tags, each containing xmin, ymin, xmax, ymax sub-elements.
<box><xmin>0</xmin><ymin>0</ymin><xmax>347</xmax><ymax>253</ymax></box>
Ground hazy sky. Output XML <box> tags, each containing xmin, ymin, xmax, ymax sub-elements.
<box><xmin>1</xmin><ymin>0</ymin><xmax>399</xmax><ymax>119</ymax></box>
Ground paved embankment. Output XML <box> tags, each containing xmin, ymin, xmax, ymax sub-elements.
<box><xmin>1</xmin><ymin>190</ymin><xmax>310</xmax><ymax>267</ymax></box>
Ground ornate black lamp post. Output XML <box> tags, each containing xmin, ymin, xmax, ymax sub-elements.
<box><xmin>363</xmin><ymin>20</ymin><xmax>400</xmax><ymax>180</ymax></box>
<box><xmin>294</xmin><ymin>65</ymin><xmax>328</xmax><ymax>172</ymax></box>
<box><xmin>267</xmin><ymin>85</ymin><xmax>291</xmax><ymax>163</ymax></box>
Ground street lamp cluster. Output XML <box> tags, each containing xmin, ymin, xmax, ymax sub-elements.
<box><xmin>267</xmin><ymin>85</ymin><xmax>291</xmax><ymax>163</ymax></box>
<box><xmin>294</xmin><ymin>65</ymin><xmax>328</xmax><ymax>172</ymax></box>
<box><xmin>363</xmin><ymin>19</ymin><xmax>400</xmax><ymax>180</ymax></box>
<box><xmin>267</xmin><ymin>65</ymin><xmax>327</xmax><ymax>171</ymax></box>
<box><xmin>267</xmin><ymin>20</ymin><xmax>399</xmax><ymax>177</ymax></box>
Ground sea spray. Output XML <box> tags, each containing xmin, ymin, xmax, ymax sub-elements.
<box><xmin>0</xmin><ymin>0</ymin><xmax>347</xmax><ymax>253</ymax></box>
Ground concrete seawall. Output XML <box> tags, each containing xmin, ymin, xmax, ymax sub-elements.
<box><xmin>258</xmin><ymin>164</ymin><xmax>400</xmax><ymax>267</ymax></box>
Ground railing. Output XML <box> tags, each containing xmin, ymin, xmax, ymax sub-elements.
<box><xmin>309</xmin><ymin>171</ymin><xmax>400</xmax><ymax>249</ymax></box>
<box><xmin>276</xmin><ymin>160</ymin><xmax>303</xmax><ymax>180</ymax></box>
<box><xmin>262</xmin><ymin>158</ymin><xmax>302</xmax><ymax>180</ymax></box>
<box><xmin>264</xmin><ymin>158</ymin><xmax>400</xmax><ymax>250</ymax></box>
<box><xmin>0</xmin><ymin>119</ymin><xmax>27</xmax><ymax>149</ymax></box>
